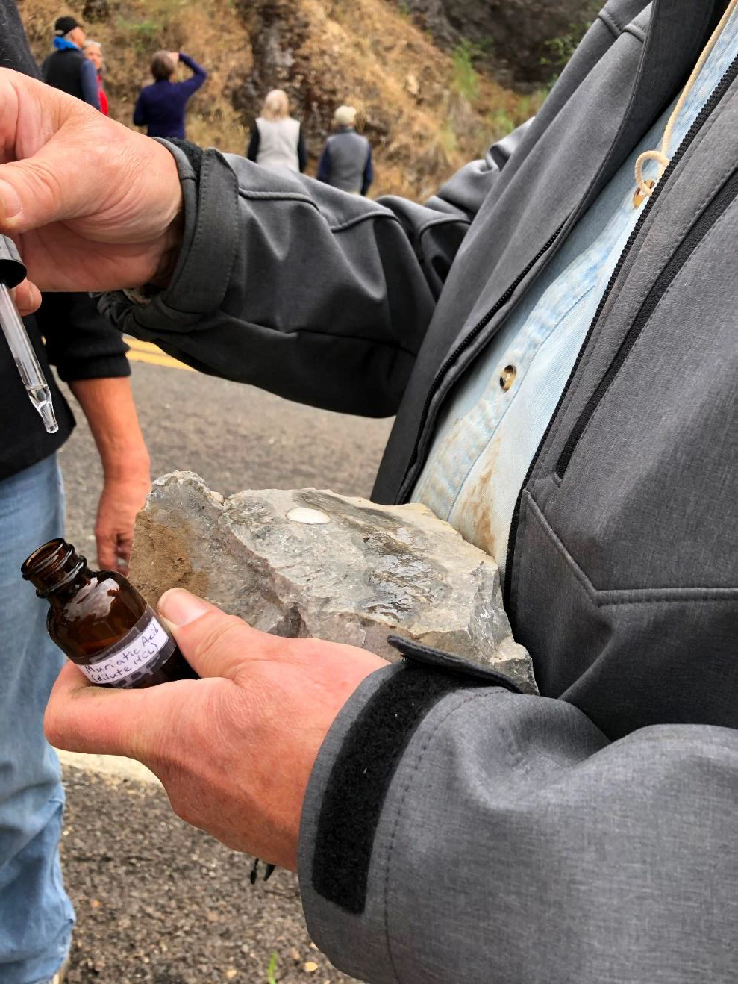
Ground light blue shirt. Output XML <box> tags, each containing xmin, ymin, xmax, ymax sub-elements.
<box><xmin>413</xmin><ymin>11</ymin><xmax>738</xmax><ymax>574</ymax></box>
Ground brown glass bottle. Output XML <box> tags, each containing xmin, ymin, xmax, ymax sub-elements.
<box><xmin>22</xmin><ymin>538</ymin><xmax>197</xmax><ymax>688</ymax></box>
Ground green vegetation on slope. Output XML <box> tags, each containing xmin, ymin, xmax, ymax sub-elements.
<box><xmin>21</xmin><ymin>0</ymin><xmax>545</xmax><ymax>199</ymax></box>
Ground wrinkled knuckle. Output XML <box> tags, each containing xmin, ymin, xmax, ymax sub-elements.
<box><xmin>195</xmin><ymin>614</ymin><xmax>249</xmax><ymax>664</ymax></box>
<box><xmin>21</xmin><ymin>157</ymin><xmax>63</xmax><ymax>203</ymax></box>
<box><xmin>86</xmin><ymin>133</ymin><xmax>114</xmax><ymax>174</ymax></box>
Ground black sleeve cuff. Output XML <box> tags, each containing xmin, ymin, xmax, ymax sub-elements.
<box><xmin>99</xmin><ymin>141</ymin><xmax>240</xmax><ymax>336</ymax></box>
<box><xmin>165</xmin><ymin>138</ymin><xmax>205</xmax><ymax>180</ymax></box>
<box><xmin>304</xmin><ymin>641</ymin><xmax>520</xmax><ymax>916</ymax></box>
<box><xmin>38</xmin><ymin>292</ymin><xmax>131</xmax><ymax>382</ymax></box>
<box><xmin>55</xmin><ymin>353</ymin><xmax>131</xmax><ymax>382</ymax></box>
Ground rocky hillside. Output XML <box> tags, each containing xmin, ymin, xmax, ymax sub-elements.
<box><xmin>389</xmin><ymin>0</ymin><xmax>599</xmax><ymax>85</ymax></box>
<box><xmin>18</xmin><ymin>0</ymin><xmax>582</xmax><ymax>199</ymax></box>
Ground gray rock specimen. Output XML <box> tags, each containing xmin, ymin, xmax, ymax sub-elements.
<box><xmin>129</xmin><ymin>471</ymin><xmax>536</xmax><ymax>693</ymax></box>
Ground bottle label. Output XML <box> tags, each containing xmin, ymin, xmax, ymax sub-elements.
<box><xmin>79</xmin><ymin>606</ymin><xmax>177</xmax><ymax>687</ymax></box>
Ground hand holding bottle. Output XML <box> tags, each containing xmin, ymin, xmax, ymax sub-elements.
<box><xmin>0</xmin><ymin>68</ymin><xmax>183</xmax><ymax>311</ymax></box>
<box><xmin>45</xmin><ymin>589</ymin><xmax>386</xmax><ymax>869</ymax></box>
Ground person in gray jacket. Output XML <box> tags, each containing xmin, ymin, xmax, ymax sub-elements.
<box><xmin>1</xmin><ymin>0</ymin><xmax>737</xmax><ymax>980</ymax></box>
<box><xmin>317</xmin><ymin>104</ymin><xmax>373</xmax><ymax>194</ymax></box>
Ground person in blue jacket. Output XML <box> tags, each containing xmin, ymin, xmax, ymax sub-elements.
<box><xmin>133</xmin><ymin>50</ymin><xmax>206</xmax><ymax>140</ymax></box>
<box><xmin>42</xmin><ymin>15</ymin><xmax>99</xmax><ymax>110</ymax></box>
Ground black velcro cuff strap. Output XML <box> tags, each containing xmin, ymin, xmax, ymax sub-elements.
<box><xmin>161</xmin><ymin>137</ymin><xmax>205</xmax><ymax>179</ymax></box>
<box><xmin>388</xmin><ymin>634</ymin><xmax>525</xmax><ymax>692</ymax></box>
<box><xmin>311</xmin><ymin>655</ymin><xmax>510</xmax><ymax>915</ymax></box>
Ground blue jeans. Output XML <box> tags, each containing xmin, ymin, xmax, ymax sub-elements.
<box><xmin>0</xmin><ymin>455</ymin><xmax>74</xmax><ymax>984</ymax></box>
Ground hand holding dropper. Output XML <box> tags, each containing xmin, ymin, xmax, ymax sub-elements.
<box><xmin>0</xmin><ymin>234</ymin><xmax>57</xmax><ymax>434</ymax></box>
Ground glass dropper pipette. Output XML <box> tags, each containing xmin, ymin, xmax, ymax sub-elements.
<box><xmin>0</xmin><ymin>235</ymin><xmax>58</xmax><ymax>434</ymax></box>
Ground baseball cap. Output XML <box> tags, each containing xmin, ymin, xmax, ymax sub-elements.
<box><xmin>54</xmin><ymin>15</ymin><xmax>81</xmax><ymax>36</ymax></box>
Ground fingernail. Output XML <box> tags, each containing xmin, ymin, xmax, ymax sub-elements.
<box><xmin>158</xmin><ymin>588</ymin><xmax>209</xmax><ymax>626</ymax></box>
<box><xmin>158</xmin><ymin>614</ymin><xmax>179</xmax><ymax>637</ymax></box>
<box><xmin>0</xmin><ymin>181</ymin><xmax>22</xmax><ymax>219</ymax></box>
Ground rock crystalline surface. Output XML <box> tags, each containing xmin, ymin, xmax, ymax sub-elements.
<box><xmin>129</xmin><ymin>471</ymin><xmax>536</xmax><ymax>693</ymax></box>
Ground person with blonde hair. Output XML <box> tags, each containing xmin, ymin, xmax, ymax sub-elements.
<box><xmin>247</xmin><ymin>89</ymin><xmax>306</xmax><ymax>172</ymax></box>
<box><xmin>9</xmin><ymin>3</ymin><xmax>738</xmax><ymax>982</ymax></box>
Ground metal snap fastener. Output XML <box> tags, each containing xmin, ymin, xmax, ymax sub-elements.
<box><xmin>500</xmin><ymin>365</ymin><xmax>516</xmax><ymax>391</ymax></box>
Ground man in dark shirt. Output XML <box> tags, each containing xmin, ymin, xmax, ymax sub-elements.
<box><xmin>42</xmin><ymin>15</ymin><xmax>99</xmax><ymax>110</ymax></box>
<box><xmin>0</xmin><ymin>6</ymin><xmax>149</xmax><ymax>983</ymax></box>
<box><xmin>133</xmin><ymin>49</ymin><xmax>207</xmax><ymax>140</ymax></box>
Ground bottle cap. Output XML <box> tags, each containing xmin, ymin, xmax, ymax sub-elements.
<box><xmin>0</xmin><ymin>235</ymin><xmax>27</xmax><ymax>289</ymax></box>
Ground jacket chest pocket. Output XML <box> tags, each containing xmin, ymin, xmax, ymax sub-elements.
<box><xmin>536</xmin><ymin>178</ymin><xmax>738</xmax><ymax>595</ymax></box>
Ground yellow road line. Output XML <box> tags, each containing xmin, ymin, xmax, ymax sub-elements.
<box><xmin>125</xmin><ymin>337</ymin><xmax>164</xmax><ymax>353</ymax></box>
<box><xmin>124</xmin><ymin>336</ymin><xmax>193</xmax><ymax>371</ymax></box>
<box><xmin>128</xmin><ymin>350</ymin><xmax>193</xmax><ymax>370</ymax></box>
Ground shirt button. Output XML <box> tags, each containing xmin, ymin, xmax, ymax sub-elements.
<box><xmin>499</xmin><ymin>365</ymin><xmax>516</xmax><ymax>391</ymax></box>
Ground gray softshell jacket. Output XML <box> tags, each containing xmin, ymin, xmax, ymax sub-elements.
<box><xmin>103</xmin><ymin>0</ymin><xmax>738</xmax><ymax>979</ymax></box>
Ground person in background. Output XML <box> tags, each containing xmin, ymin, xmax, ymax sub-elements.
<box><xmin>0</xmin><ymin>8</ymin><xmax>150</xmax><ymax>984</ymax></box>
<box><xmin>247</xmin><ymin>89</ymin><xmax>306</xmax><ymax>173</ymax></box>
<box><xmin>5</xmin><ymin>0</ymin><xmax>738</xmax><ymax>981</ymax></box>
<box><xmin>0</xmin><ymin>292</ymin><xmax>149</xmax><ymax>984</ymax></box>
<box><xmin>42</xmin><ymin>15</ymin><xmax>99</xmax><ymax>110</ymax></box>
<box><xmin>316</xmin><ymin>104</ymin><xmax>373</xmax><ymax>195</ymax></box>
<box><xmin>83</xmin><ymin>39</ymin><xmax>107</xmax><ymax>116</ymax></box>
<box><xmin>133</xmin><ymin>50</ymin><xmax>207</xmax><ymax>140</ymax></box>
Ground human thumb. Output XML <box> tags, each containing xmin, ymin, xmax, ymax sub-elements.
<box><xmin>0</xmin><ymin>180</ymin><xmax>22</xmax><ymax>220</ymax></box>
<box><xmin>158</xmin><ymin>588</ymin><xmax>271</xmax><ymax>680</ymax></box>
<box><xmin>0</xmin><ymin>139</ymin><xmax>95</xmax><ymax>234</ymax></box>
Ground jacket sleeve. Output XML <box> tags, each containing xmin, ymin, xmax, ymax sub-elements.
<box><xmin>246</xmin><ymin>124</ymin><xmax>259</xmax><ymax>162</ymax></box>
<box><xmin>177</xmin><ymin>52</ymin><xmax>207</xmax><ymax>95</ymax></box>
<box><xmin>133</xmin><ymin>92</ymin><xmax>147</xmax><ymax>126</ymax></box>
<box><xmin>39</xmin><ymin>292</ymin><xmax>130</xmax><ymax>382</ymax></box>
<box><xmin>79</xmin><ymin>57</ymin><xmax>100</xmax><ymax>110</ymax></box>
<box><xmin>361</xmin><ymin>144</ymin><xmax>374</xmax><ymax>196</ymax></box>
<box><xmin>298</xmin><ymin>648</ymin><xmax>738</xmax><ymax>984</ymax></box>
<box><xmin>297</xmin><ymin>126</ymin><xmax>307</xmax><ymax>173</ymax></box>
<box><xmin>316</xmin><ymin>142</ymin><xmax>331</xmax><ymax>183</ymax></box>
<box><xmin>99</xmin><ymin>123</ymin><xmax>532</xmax><ymax>418</ymax></box>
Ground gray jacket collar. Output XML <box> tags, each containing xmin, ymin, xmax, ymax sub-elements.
<box><xmin>379</xmin><ymin>0</ymin><xmax>723</xmax><ymax>504</ymax></box>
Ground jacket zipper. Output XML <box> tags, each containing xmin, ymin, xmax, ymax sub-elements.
<box><xmin>503</xmin><ymin>52</ymin><xmax>738</xmax><ymax>613</ymax></box>
<box><xmin>556</xmin><ymin>164</ymin><xmax>738</xmax><ymax>477</ymax></box>
<box><xmin>396</xmin><ymin>224</ymin><xmax>565</xmax><ymax>502</ymax></box>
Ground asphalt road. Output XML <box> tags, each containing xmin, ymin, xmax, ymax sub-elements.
<box><xmin>61</xmin><ymin>767</ymin><xmax>353</xmax><ymax>984</ymax></box>
<box><xmin>57</xmin><ymin>353</ymin><xmax>394</xmax><ymax>984</ymax></box>
<box><xmin>59</xmin><ymin>352</ymin><xmax>393</xmax><ymax>550</ymax></box>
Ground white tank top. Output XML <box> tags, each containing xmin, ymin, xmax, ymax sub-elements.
<box><xmin>255</xmin><ymin>117</ymin><xmax>300</xmax><ymax>172</ymax></box>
